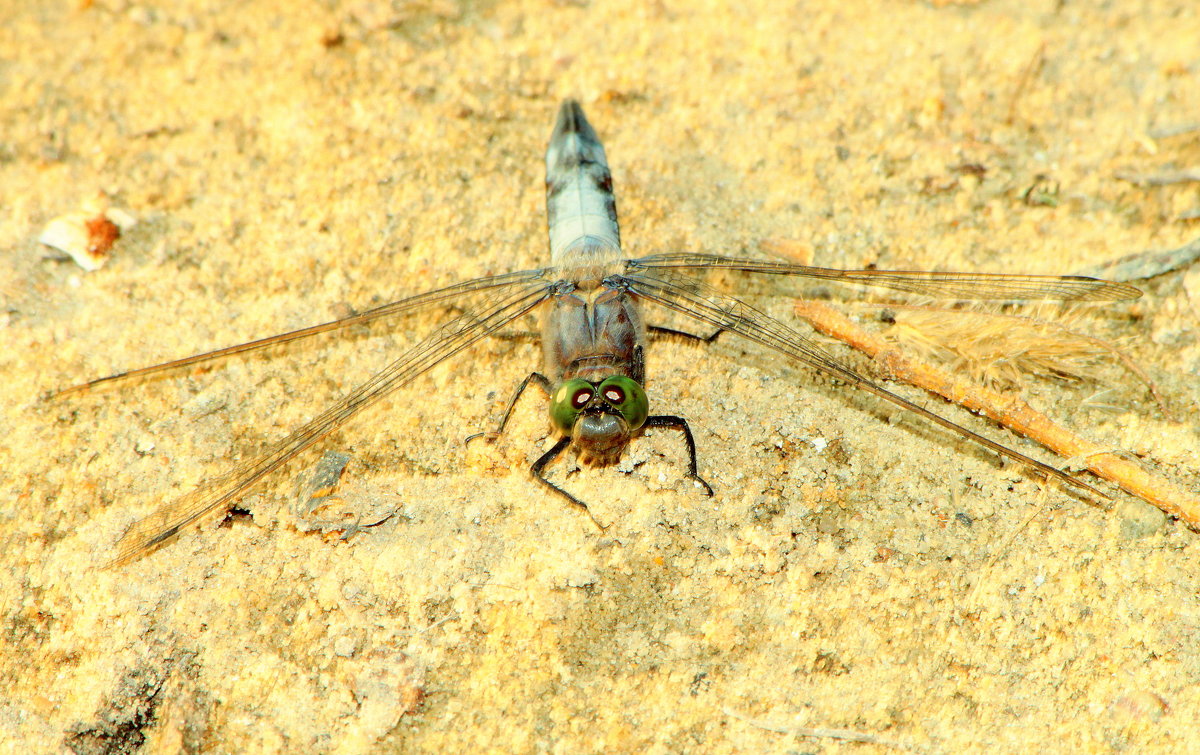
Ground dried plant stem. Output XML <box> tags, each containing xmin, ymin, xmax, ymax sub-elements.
<box><xmin>867</xmin><ymin>302</ymin><xmax>1173</xmax><ymax>419</ymax></box>
<box><xmin>793</xmin><ymin>300</ymin><xmax>1200</xmax><ymax>526</ymax></box>
<box><xmin>1007</xmin><ymin>42</ymin><xmax>1046</xmax><ymax>124</ymax></box>
<box><xmin>722</xmin><ymin>708</ymin><xmax>913</xmax><ymax>750</ymax></box>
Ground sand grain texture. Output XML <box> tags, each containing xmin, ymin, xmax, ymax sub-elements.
<box><xmin>2</xmin><ymin>1</ymin><xmax>1198</xmax><ymax>752</ymax></box>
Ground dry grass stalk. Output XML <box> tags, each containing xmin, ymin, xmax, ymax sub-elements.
<box><xmin>876</xmin><ymin>303</ymin><xmax>1172</xmax><ymax>418</ymax></box>
<box><xmin>792</xmin><ymin>299</ymin><xmax>1200</xmax><ymax>526</ymax></box>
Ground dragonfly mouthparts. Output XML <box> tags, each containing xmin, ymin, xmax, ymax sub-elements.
<box><xmin>574</xmin><ymin>411</ymin><xmax>630</xmax><ymax>467</ymax></box>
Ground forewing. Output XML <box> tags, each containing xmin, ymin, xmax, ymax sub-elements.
<box><xmin>54</xmin><ymin>269</ymin><xmax>549</xmax><ymax>397</ymax></box>
<box><xmin>629</xmin><ymin>253</ymin><xmax>1142</xmax><ymax>302</ymax></box>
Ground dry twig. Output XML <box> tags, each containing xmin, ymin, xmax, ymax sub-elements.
<box><xmin>1006</xmin><ymin>42</ymin><xmax>1046</xmax><ymax>124</ymax></box>
<box><xmin>793</xmin><ymin>300</ymin><xmax>1200</xmax><ymax>526</ymax></box>
<box><xmin>723</xmin><ymin>707</ymin><xmax>915</xmax><ymax>751</ymax></box>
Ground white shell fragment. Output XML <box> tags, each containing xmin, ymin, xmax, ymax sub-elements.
<box><xmin>38</xmin><ymin>196</ymin><xmax>137</xmax><ymax>271</ymax></box>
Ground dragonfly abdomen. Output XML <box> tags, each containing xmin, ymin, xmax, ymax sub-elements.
<box><xmin>545</xmin><ymin>100</ymin><xmax>622</xmax><ymax>265</ymax></box>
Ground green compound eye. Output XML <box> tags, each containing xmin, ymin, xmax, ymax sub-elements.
<box><xmin>549</xmin><ymin>378</ymin><xmax>594</xmax><ymax>433</ymax></box>
<box><xmin>596</xmin><ymin>376</ymin><xmax>648</xmax><ymax>431</ymax></box>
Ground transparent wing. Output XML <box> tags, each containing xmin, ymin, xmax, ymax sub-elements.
<box><xmin>623</xmin><ymin>268</ymin><xmax>1109</xmax><ymax>499</ymax></box>
<box><xmin>108</xmin><ymin>277</ymin><xmax>553</xmax><ymax>566</ymax></box>
<box><xmin>53</xmin><ymin>268</ymin><xmax>550</xmax><ymax>397</ymax></box>
<box><xmin>629</xmin><ymin>253</ymin><xmax>1142</xmax><ymax>302</ymax></box>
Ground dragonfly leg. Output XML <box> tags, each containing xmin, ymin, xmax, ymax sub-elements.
<box><xmin>644</xmin><ymin>415</ymin><xmax>714</xmax><ymax>497</ymax></box>
<box><xmin>647</xmin><ymin>324</ymin><xmax>724</xmax><ymax>345</ymax></box>
<box><xmin>531</xmin><ymin>435</ymin><xmax>608</xmax><ymax>531</ymax></box>
<box><xmin>464</xmin><ymin>371</ymin><xmax>552</xmax><ymax>445</ymax></box>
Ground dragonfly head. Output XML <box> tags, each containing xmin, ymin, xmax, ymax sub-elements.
<box><xmin>550</xmin><ymin>376</ymin><xmax>649</xmax><ymax>466</ymax></box>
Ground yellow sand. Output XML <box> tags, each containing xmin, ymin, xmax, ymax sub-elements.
<box><xmin>2</xmin><ymin>1</ymin><xmax>1198</xmax><ymax>752</ymax></box>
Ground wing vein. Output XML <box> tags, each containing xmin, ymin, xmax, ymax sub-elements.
<box><xmin>624</xmin><ymin>269</ymin><xmax>1108</xmax><ymax>499</ymax></box>
<box><xmin>109</xmin><ymin>279</ymin><xmax>553</xmax><ymax>566</ymax></box>
<box><xmin>629</xmin><ymin>253</ymin><xmax>1142</xmax><ymax>301</ymax></box>
<box><xmin>55</xmin><ymin>269</ymin><xmax>549</xmax><ymax>397</ymax></box>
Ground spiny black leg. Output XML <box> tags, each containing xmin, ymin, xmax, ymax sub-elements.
<box><xmin>464</xmin><ymin>371</ymin><xmax>552</xmax><ymax>445</ymax></box>
<box><xmin>645</xmin><ymin>415</ymin><xmax>714</xmax><ymax>497</ymax></box>
<box><xmin>531</xmin><ymin>435</ymin><xmax>608</xmax><ymax>531</ymax></box>
<box><xmin>493</xmin><ymin>372</ymin><xmax>553</xmax><ymax>437</ymax></box>
<box><xmin>648</xmin><ymin>324</ymin><xmax>725</xmax><ymax>345</ymax></box>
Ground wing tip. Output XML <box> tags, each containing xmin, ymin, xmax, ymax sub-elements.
<box><xmin>104</xmin><ymin>521</ymin><xmax>183</xmax><ymax>569</ymax></box>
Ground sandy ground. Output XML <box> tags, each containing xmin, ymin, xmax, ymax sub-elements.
<box><xmin>2</xmin><ymin>0</ymin><xmax>1199</xmax><ymax>752</ymax></box>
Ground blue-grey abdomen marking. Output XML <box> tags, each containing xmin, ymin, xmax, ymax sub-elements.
<box><xmin>545</xmin><ymin>100</ymin><xmax>622</xmax><ymax>265</ymax></box>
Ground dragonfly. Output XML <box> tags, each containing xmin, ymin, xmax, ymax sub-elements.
<box><xmin>59</xmin><ymin>100</ymin><xmax>1141</xmax><ymax>566</ymax></box>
